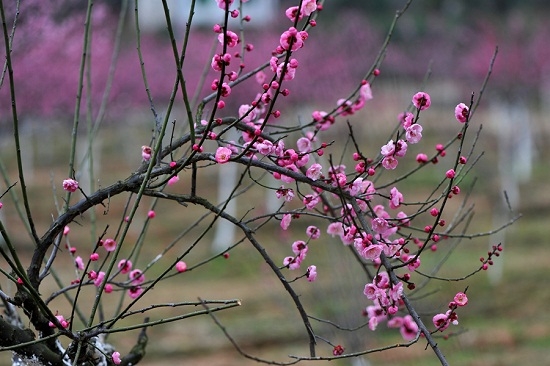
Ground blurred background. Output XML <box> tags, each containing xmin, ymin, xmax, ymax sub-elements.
<box><xmin>0</xmin><ymin>1</ymin><xmax>549</xmax><ymax>365</ymax></box>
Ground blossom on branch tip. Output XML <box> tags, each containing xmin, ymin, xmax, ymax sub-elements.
<box><xmin>62</xmin><ymin>178</ymin><xmax>79</xmax><ymax>193</ymax></box>
<box><xmin>454</xmin><ymin>292</ymin><xmax>468</xmax><ymax>306</ymax></box>
<box><xmin>455</xmin><ymin>103</ymin><xmax>469</xmax><ymax>123</ymax></box>
<box><xmin>306</xmin><ymin>265</ymin><xmax>317</xmax><ymax>282</ymax></box>
<box><xmin>412</xmin><ymin>91</ymin><xmax>431</xmax><ymax>110</ymax></box>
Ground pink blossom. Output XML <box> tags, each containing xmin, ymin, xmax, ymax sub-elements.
<box><xmin>215</xmin><ymin>0</ymin><xmax>233</xmax><ymax>10</ymax></box>
<box><xmin>62</xmin><ymin>178</ymin><xmax>79</xmax><ymax>193</ymax></box>
<box><xmin>218</xmin><ymin>30</ymin><xmax>238</xmax><ymax>48</ymax></box>
<box><xmin>276</xmin><ymin>60</ymin><xmax>297</xmax><ymax>81</ymax></box>
<box><xmin>105</xmin><ymin>284</ymin><xmax>113</xmax><ymax>293</ymax></box>
<box><xmin>432</xmin><ymin>313</ymin><xmax>450</xmax><ymax>331</ymax></box>
<box><xmin>368</xmin><ymin>316</ymin><xmax>379</xmax><ymax>331</ymax></box>
<box><xmin>332</xmin><ymin>172</ymin><xmax>347</xmax><ymax>188</ymax></box>
<box><xmin>412</xmin><ymin>91</ymin><xmax>431</xmax><ymax>110</ymax></box>
<box><xmin>175</xmin><ymin>261</ymin><xmax>187</xmax><ymax>273</ymax></box>
<box><xmin>382</xmin><ymin>156</ymin><xmax>398</xmax><ymax>170</ymax></box>
<box><xmin>296</xmin><ymin>137</ymin><xmax>311</xmax><ymax>153</ymax></box>
<box><xmin>128</xmin><ymin>286</ymin><xmax>143</xmax><ymax>299</ymax></box>
<box><xmin>454</xmin><ymin>103</ymin><xmax>469</xmax><ymax>123</ymax></box>
<box><xmin>167</xmin><ymin>175</ymin><xmax>179</xmax><ymax>186</ymax></box>
<box><xmin>48</xmin><ymin>315</ymin><xmax>69</xmax><ymax>329</ymax></box>
<box><xmin>90</xmin><ymin>253</ymin><xmax>99</xmax><ymax>261</ymax></box>
<box><xmin>306</xmin><ymin>226</ymin><xmax>320</xmax><ymax>239</ymax></box>
<box><xmin>103</xmin><ymin>238</ymin><xmax>117</xmax><ymax>252</ymax></box>
<box><xmin>215</xmin><ymin>146</ymin><xmax>232</xmax><ymax>164</ymax></box>
<box><xmin>389</xmin><ymin>187</ymin><xmax>403</xmax><ymax>209</ymax></box>
<box><xmin>349</xmin><ymin>178</ymin><xmax>364</xmax><ymax>196</ymax></box>
<box><xmin>147</xmin><ymin>210</ymin><xmax>156</xmax><ymax>219</ymax></box>
<box><xmin>295</xmin><ymin>153</ymin><xmax>309</xmax><ymax>168</ymax></box>
<box><xmin>141</xmin><ymin>145</ymin><xmax>152</xmax><ymax>161</ymax></box>
<box><xmin>219</xmin><ymin>82</ymin><xmax>231</xmax><ymax>97</ymax></box>
<box><xmin>238</xmin><ymin>104</ymin><xmax>257</xmax><ymax>123</ymax></box>
<box><xmin>400</xmin><ymin>315</ymin><xmax>419</xmax><ymax>340</ymax></box>
<box><xmin>118</xmin><ymin>259</ymin><xmax>132</xmax><ymax>274</ymax></box>
<box><xmin>407</xmin><ymin>257</ymin><xmax>421</xmax><ymax>272</ymax></box>
<box><xmin>280</xmin><ymin>27</ymin><xmax>304</xmax><ymax>51</ymax></box>
<box><xmin>255</xmin><ymin>140</ymin><xmax>274</xmax><ymax>155</ymax></box>
<box><xmin>406</xmin><ymin>124</ymin><xmax>423</xmax><ymax>144</ymax></box>
<box><xmin>361</xmin><ymin>244</ymin><xmax>384</xmax><ymax>261</ymax></box>
<box><xmin>112</xmin><ymin>351</ymin><xmax>121</xmax><ymax>365</ymax></box>
<box><xmin>374</xmin><ymin>272</ymin><xmax>390</xmax><ymax>289</ymax></box>
<box><xmin>306</xmin><ymin>265</ymin><xmax>317</xmax><ymax>282</ymax></box>
<box><xmin>129</xmin><ymin>269</ymin><xmax>145</xmax><ymax>285</ymax></box>
<box><xmin>93</xmin><ymin>271</ymin><xmax>106</xmax><ymax>287</ymax></box>
<box><xmin>283</xmin><ymin>256</ymin><xmax>301</xmax><ymax>270</ymax></box>
<box><xmin>394</xmin><ymin>139</ymin><xmax>408</xmax><ymax>157</ymax></box>
<box><xmin>303</xmin><ymin>194</ymin><xmax>319</xmax><ymax>210</ymax></box>
<box><xmin>75</xmin><ymin>256</ymin><xmax>84</xmax><ymax>270</ymax></box>
<box><xmin>292</xmin><ymin>240</ymin><xmax>308</xmax><ymax>256</ymax></box>
<box><xmin>63</xmin><ymin>226</ymin><xmax>70</xmax><ymax>235</ymax></box>
<box><xmin>416</xmin><ymin>153</ymin><xmax>428</xmax><ymax>163</ymax></box>
<box><xmin>371</xmin><ymin>218</ymin><xmax>389</xmax><ymax>235</ymax></box>
<box><xmin>363</xmin><ymin>283</ymin><xmax>385</xmax><ymax>301</ymax></box>
<box><xmin>301</xmin><ymin>0</ymin><xmax>318</xmax><ymax>16</ymax></box>
<box><xmin>380</xmin><ymin>140</ymin><xmax>395</xmax><ymax>157</ymax></box>
<box><xmin>275</xmin><ymin>187</ymin><xmax>294</xmax><ymax>201</ymax></box>
<box><xmin>400</xmin><ymin>112</ymin><xmax>415</xmax><ymax>129</ymax></box>
<box><xmin>396</xmin><ymin>211</ymin><xmax>410</xmax><ymax>226</ymax></box>
<box><xmin>389</xmin><ymin>282</ymin><xmax>404</xmax><ymax>302</ymax></box>
<box><xmin>280</xmin><ymin>213</ymin><xmax>292</xmax><ymax>230</ymax></box>
<box><xmin>359</xmin><ymin>82</ymin><xmax>373</xmax><ymax>102</ymax></box>
<box><xmin>285</xmin><ymin>6</ymin><xmax>302</xmax><ymax>22</ymax></box>
<box><xmin>446</xmin><ymin>169</ymin><xmax>456</xmax><ymax>179</ymax></box>
<box><xmin>327</xmin><ymin>222</ymin><xmax>344</xmax><ymax>237</ymax></box>
<box><xmin>454</xmin><ymin>292</ymin><xmax>468</xmax><ymax>306</ymax></box>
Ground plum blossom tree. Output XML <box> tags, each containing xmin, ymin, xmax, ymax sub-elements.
<box><xmin>0</xmin><ymin>1</ymin><xmax>518</xmax><ymax>365</ymax></box>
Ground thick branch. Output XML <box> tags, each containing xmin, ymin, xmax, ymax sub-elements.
<box><xmin>0</xmin><ymin>316</ymin><xmax>64</xmax><ymax>365</ymax></box>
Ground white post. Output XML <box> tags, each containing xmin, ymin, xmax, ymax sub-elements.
<box><xmin>488</xmin><ymin>98</ymin><xmax>533</xmax><ymax>284</ymax></box>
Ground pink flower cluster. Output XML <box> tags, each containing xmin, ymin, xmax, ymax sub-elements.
<box><xmin>363</xmin><ymin>273</ymin><xmax>419</xmax><ymax>340</ymax></box>
<box><xmin>432</xmin><ymin>292</ymin><xmax>468</xmax><ymax>332</ymax></box>
<box><xmin>379</xmin><ymin>91</ymin><xmax>432</xmax><ymax>170</ymax></box>
<box><xmin>282</xmin><ymin>226</ymin><xmax>320</xmax><ymax>282</ymax></box>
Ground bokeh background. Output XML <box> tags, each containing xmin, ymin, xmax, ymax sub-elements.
<box><xmin>1</xmin><ymin>1</ymin><xmax>549</xmax><ymax>365</ymax></box>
